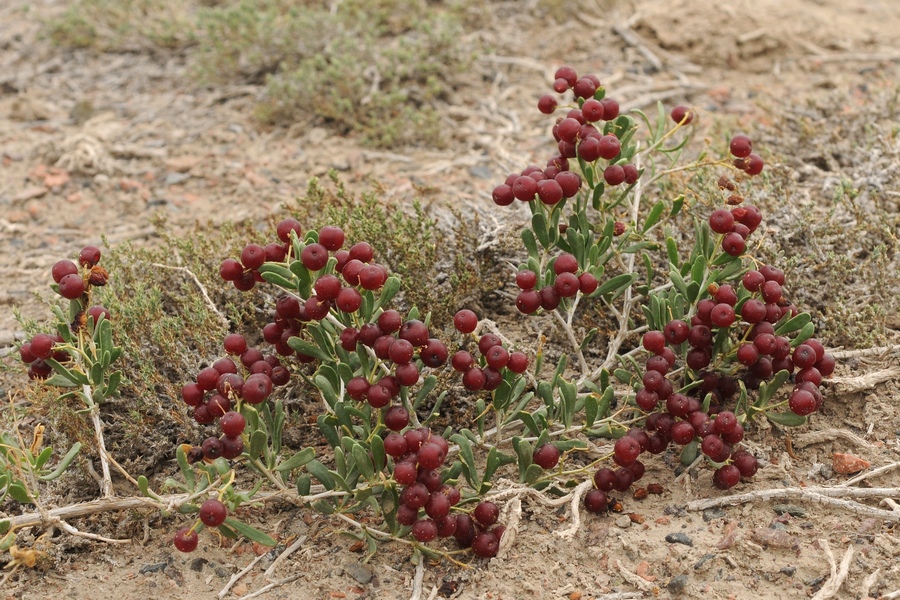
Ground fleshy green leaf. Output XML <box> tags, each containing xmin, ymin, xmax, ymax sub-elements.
<box><xmin>37</xmin><ymin>442</ymin><xmax>81</xmax><ymax>481</ymax></box>
<box><xmin>287</xmin><ymin>336</ymin><xmax>331</xmax><ymax>362</ymax></box>
<box><xmin>766</xmin><ymin>411</ymin><xmax>808</xmax><ymax>427</ymax></box>
<box><xmin>642</xmin><ymin>201</ymin><xmax>665</xmax><ymax>233</ymax></box>
<box><xmin>223</xmin><ymin>517</ymin><xmax>277</xmax><ymax>546</ymax></box>
<box><xmin>275</xmin><ymin>447</ymin><xmax>315</xmax><ymax>473</ymax></box>
<box><xmin>306</xmin><ymin>459</ymin><xmax>335</xmax><ymax>490</ymax></box>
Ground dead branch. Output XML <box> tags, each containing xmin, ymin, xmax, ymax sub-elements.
<box><xmin>792</xmin><ymin>428</ymin><xmax>869</xmax><ymax>449</ymax></box>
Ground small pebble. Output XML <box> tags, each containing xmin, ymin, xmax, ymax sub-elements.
<box><xmin>780</xmin><ymin>566</ymin><xmax>797</xmax><ymax>576</ymax></box>
<box><xmin>665</xmin><ymin>532</ymin><xmax>693</xmax><ymax>546</ymax></box>
<box><xmin>139</xmin><ymin>561</ymin><xmax>168</xmax><ymax>574</ymax></box>
<box><xmin>702</xmin><ymin>507</ymin><xmax>726</xmax><ymax>522</ymax></box>
<box><xmin>189</xmin><ymin>558</ymin><xmax>207</xmax><ymax>572</ymax></box>
<box><xmin>773</xmin><ymin>504</ymin><xmax>807</xmax><ymax>518</ymax></box>
<box><xmin>615</xmin><ymin>515</ymin><xmax>631</xmax><ymax>529</ymax></box>
<box><xmin>667</xmin><ymin>575</ymin><xmax>689</xmax><ymax>595</ymax></box>
<box><xmin>693</xmin><ymin>553</ymin><xmax>716</xmax><ymax>571</ymax></box>
<box><xmin>344</xmin><ymin>562</ymin><xmax>373</xmax><ymax>585</ymax></box>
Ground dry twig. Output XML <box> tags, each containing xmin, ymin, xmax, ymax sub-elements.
<box><xmin>792</xmin><ymin>428</ymin><xmax>869</xmax><ymax>449</ymax></box>
<box><xmin>811</xmin><ymin>539</ymin><xmax>853</xmax><ymax>600</ymax></box>
<box><xmin>218</xmin><ymin>554</ymin><xmax>267</xmax><ymax>599</ymax></box>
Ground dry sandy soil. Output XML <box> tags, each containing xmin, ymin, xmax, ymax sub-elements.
<box><xmin>2</xmin><ymin>0</ymin><xmax>900</xmax><ymax>599</ymax></box>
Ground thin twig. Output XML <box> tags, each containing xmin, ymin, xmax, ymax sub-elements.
<box><xmin>811</xmin><ymin>539</ymin><xmax>853</xmax><ymax>600</ymax></box>
<box><xmin>236</xmin><ymin>573</ymin><xmax>304</xmax><ymax>600</ymax></box>
<box><xmin>409</xmin><ymin>557</ymin><xmax>426</xmax><ymax>600</ymax></box>
<box><xmin>615</xmin><ymin>560</ymin><xmax>656</xmax><ymax>593</ymax></box>
<box><xmin>830</xmin><ymin>344</ymin><xmax>900</xmax><ymax>359</ymax></box>
<box><xmin>54</xmin><ymin>519</ymin><xmax>130</xmax><ymax>544</ymax></box>
<box><xmin>263</xmin><ymin>535</ymin><xmax>307</xmax><ymax>579</ymax></box>
<box><xmin>85</xmin><ymin>385</ymin><xmax>113</xmax><ymax>498</ymax></box>
<box><xmin>792</xmin><ymin>428</ymin><xmax>869</xmax><ymax>449</ymax></box>
<box><xmin>218</xmin><ymin>554</ymin><xmax>267</xmax><ymax>599</ymax></box>
<box><xmin>860</xmin><ymin>569</ymin><xmax>881</xmax><ymax>599</ymax></box>
<box><xmin>553</xmin><ymin>480</ymin><xmax>593</xmax><ymax>539</ymax></box>
<box><xmin>686</xmin><ymin>486</ymin><xmax>900</xmax><ymax>521</ymax></box>
<box><xmin>841</xmin><ymin>462</ymin><xmax>900</xmax><ymax>487</ymax></box>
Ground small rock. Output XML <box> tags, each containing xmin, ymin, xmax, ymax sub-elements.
<box><xmin>13</xmin><ymin>186</ymin><xmax>48</xmax><ymax>202</ymax></box>
<box><xmin>667</xmin><ymin>575</ymin><xmax>689</xmax><ymax>595</ymax></box>
<box><xmin>165</xmin><ymin>172</ymin><xmax>191</xmax><ymax>186</ymax></box>
<box><xmin>665</xmin><ymin>532</ymin><xmax>693</xmax><ymax>546</ymax></box>
<box><xmin>189</xmin><ymin>558</ymin><xmax>207</xmax><ymax>572</ymax></box>
<box><xmin>702</xmin><ymin>507</ymin><xmax>726</xmax><ymax>522</ymax></box>
<box><xmin>468</xmin><ymin>165</ymin><xmax>492</xmax><ymax>179</ymax></box>
<box><xmin>165</xmin><ymin>155</ymin><xmax>203</xmax><ymax>173</ymax></box>
<box><xmin>344</xmin><ymin>562</ymin><xmax>373</xmax><ymax>585</ymax></box>
<box><xmin>773</xmin><ymin>504</ymin><xmax>806</xmax><ymax>518</ymax></box>
<box><xmin>615</xmin><ymin>515</ymin><xmax>631</xmax><ymax>529</ymax></box>
<box><xmin>139</xmin><ymin>561</ymin><xmax>168</xmax><ymax>574</ymax></box>
<box><xmin>833</xmin><ymin>452</ymin><xmax>870</xmax><ymax>474</ymax></box>
<box><xmin>693</xmin><ymin>554</ymin><xmax>716</xmax><ymax>571</ymax></box>
<box><xmin>780</xmin><ymin>566</ymin><xmax>797</xmax><ymax>576</ymax></box>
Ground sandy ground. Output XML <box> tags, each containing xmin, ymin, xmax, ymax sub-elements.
<box><xmin>1</xmin><ymin>1</ymin><xmax>900</xmax><ymax>599</ymax></box>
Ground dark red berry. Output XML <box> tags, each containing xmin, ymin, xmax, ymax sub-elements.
<box><xmin>671</xmin><ymin>105</ymin><xmax>693</xmax><ymax>124</ymax></box>
<box><xmin>533</xmin><ymin>443</ymin><xmax>560</xmax><ymax>469</ymax></box>
<box><xmin>78</xmin><ymin>245</ymin><xmax>101</xmax><ymax>267</ymax></box>
<box><xmin>173</xmin><ymin>528</ymin><xmax>198</xmax><ymax>553</ymax></box>
<box><xmin>199</xmin><ymin>499</ymin><xmax>228</xmax><ymax>527</ymax></box>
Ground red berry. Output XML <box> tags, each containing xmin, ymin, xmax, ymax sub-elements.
<box><xmin>537</xmin><ymin>94</ymin><xmax>557</xmax><ymax>114</ymax></box>
<box><xmin>671</xmin><ymin>105</ymin><xmax>693</xmax><ymax>124</ymax></box>
<box><xmin>533</xmin><ymin>443</ymin><xmax>560</xmax><ymax>469</ymax></box>
<box><xmin>516</xmin><ymin>289</ymin><xmax>541</xmax><ymax>314</ymax></box>
<box><xmin>597</xmin><ymin>135</ymin><xmax>620</xmax><ymax>160</ymax></box>
<box><xmin>58</xmin><ymin>273</ymin><xmax>85</xmax><ymax>299</ymax></box>
<box><xmin>199</xmin><ymin>499</ymin><xmax>228</xmax><ymax>527</ymax></box>
<box><xmin>473</xmin><ymin>501</ymin><xmax>499</xmax><ymax>528</ymax></box>
<box><xmin>613</xmin><ymin>436</ymin><xmax>641</xmax><ymax>466</ymax></box>
<box><xmin>462</xmin><ymin>367</ymin><xmax>486</xmax><ymax>391</ymax></box>
<box><xmin>554</xmin><ymin>66</ymin><xmax>577</xmax><ymax>87</ymax></box>
<box><xmin>52</xmin><ymin>259</ymin><xmax>79</xmax><ymax>283</ymax></box>
<box><xmin>599</xmin><ymin>98</ymin><xmax>619</xmax><ymax>120</ymax></box>
<box><xmin>515</xmin><ymin>270</ymin><xmax>537</xmax><ymax>290</ymax></box>
<box><xmin>472</xmin><ymin>531</ymin><xmax>499</xmax><ymax>558</ymax></box>
<box><xmin>507</xmin><ymin>351</ymin><xmax>528</xmax><ymax>374</ymax></box>
<box><xmin>300</xmin><ymin>243</ymin><xmax>328</xmax><ymax>271</ymax></box>
<box><xmin>173</xmin><ymin>528</ymin><xmax>199</xmax><ymax>553</ymax></box>
<box><xmin>708</xmin><ymin>209</ymin><xmax>734</xmax><ymax>234</ymax></box>
<box><xmin>729</xmin><ymin>135</ymin><xmax>752</xmax><ymax>158</ymax></box>
<box><xmin>642</xmin><ymin>331</ymin><xmax>666</xmax><ymax>353</ymax></box>
<box><xmin>492</xmin><ymin>184</ymin><xmax>514</xmax><ymax>206</ymax></box>
<box><xmin>603</xmin><ymin>165</ymin><xmax>626</xmax><ymax>186</ymax></box>
<box><xmin>240</xmin><ymin>244</ymin><xmax>266</xmax><ymax>270</ymax></box>
<box><xmin>584</xmin><ymin>488</ymin><xmax>608</xmax><ymax>514</ymax></box>
<box><xmin>578</xmin><ymin>272</ymin><xmax>598</xmax><ymax>294</ymax></box>
<box><xmin>318</xmin><ymin>226</ymin><xmax>345</xmax><ymax>251</ymax></box>
<box><xmin>453</xmin><ymin>309</ymin><xmax>478</xmax><ymax>334</ymax></box>
<box><xmin>78</xmin><ymin>245</ymin><xmax>101</xmax><ymax>267</ymax></box>
<box><xmin>276</xmin><ymin>218</ymin><xmax>302</xmax><ymax>243</ymax></box>
<box><xmin>335</xmin><ymin>287</ymin><xmax>362</xmax><ymax>313</ymax></box>
<box><xmin>713</xmin><ymin>465</ymin><xmax>741</xmax><ymax>489</ymax></box>
<box><xmin>721</xmin><ymin>232</ymin><xmax>746</xmax><ymax>256</ymax></box>
<box><xmin>220</xmin><ymin>411</ymin><xmax>246</xmax><ymax>437</ymax></box>
<box><xmin>582</xmin><ymin>99</ymin><xmax>604</xmax><ymax>122</ymax></box>
<box><xmin>663</xmin><ymin>320</ymin><xmax>689</xmax><ymax>345</ymax></box>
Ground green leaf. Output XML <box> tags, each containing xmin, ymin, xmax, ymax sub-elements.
<box><xmin>614</xmin><ymin>369</ymin><xmax>634</xmax><ymax>384</ymax></box>
<box><xmin>517</xmin><ymin>411</ymin><xmax>540</xmax><ymax>437</ymax></box>
<box><xmin>223</xmin><ymin>518</ymin><xmax>277</xmax><ymax>547</ymax></box>
<box><xmin>642</xmin><ymin>201</ymin><xmax>665</xmax><ymax>233</ymax></box>
<box><xmin>766</xmin><ymin>411</ymin><xmax>808</xmax><ymax>427</ymax></box>
<box><xmin>0</xmin><ymin>530</ymin><xmax>15</xmax><ymax>552</ymax></box>
<box><xmin>521</xmin><ymin>228</ymin><xmax>539</xmax><ymax>258</ymax></box>
<box><xmin>666</xmin><ymin>237</ymin><xmax>679</xmax><ymax>266</ymax></box>
<box><xmin>583</xmin><ymin>393</ymin><xmax>598</xmax><ymax>427</ymax></box>
<box><xmin>37</xmin><ymin>442</ymin><xmax>81</xmax><ymax>481</ymax></box>
<box><xmin>775</xmin><ymin>312</ymin><xmax>812</xmax><ymax>336</ymax></box>
<box><xmin>8</xmin><ymin>483</ymin><xmax>32</xmax><ymax>504</ymax></box>
<box><xmin>351</xmin><ymin>443</ymin><xmax>375</xmax><ymax>481</ymax></box>
<box><xmin>373</xmin><ymin>276</ymin><xmax>401</xmax><ymax>312</ymax></box>
<box><xmin>512</xmin><ymin>437</ymin><xmax>533</xmax><ymax>482</ymax></box>
<box><xmin>317</xmin><ymin>415</ymin><xmax>341</xmax><ymax>449</ymax></box>
<box><xmin>287</xmin><ymin>336</ymin><xmax>331</xmax><ymax>362</ymax></box>
<box><xmin>296</xmin><ymin>475</ymin><xmax>311</xmax><ymax>497</ymax></box>
<box><xmin>176</xmin><ymin>445</ymin><xmax>195</xmax><ymax>489</ymax></box>
<box><xmin>524</xmin><ymin>463</ymin><xmax>544</xmax><ymax>485</ymax></box>
<box><xmin>449</xmin><ymin>433</ymin><xmax>479</xmax><ymax>490</ymax></box>
<box><xmin>690</xmin><ymin>254</ymin><xmax>707</xmax><ymax>288</ymax></box>
<box><xmin>314</xmin><ymin>375</ymin><xmax>339</xmax><ymax>409</ymax></box>
<box><xmin>275</xmin><ymin>447</ymin><xmax>315</xmax><ymax>473</ymax></box>
<box><xmin>680</xmin><ymin>440</ymin><xmax>699</xmax><ymax>466</ymax></box>
<box><xmin>482</xmin><ymin>447</ymin><xmax>515</xmax><ymax>492</ymax></box>
<box><xmin>670</xmin><ymin>195</ymin><xmax>684</xmax><ymax>217</ymax></box>
<box><xmin>103</xmin><ymin>370</ymin><xmax>122</xmax><ymax>398</ymax></box>
<box><xmin>34</xmin><ymin>446</ymin><xmax>53</xmax><ymax>470</ymax></box>
<box><xmin>249</xmin><ymin>430</ymin><xmax>268</xmax><ymax>461</ymax></box>
<box><xmin>792</xmin><ymin>321</ymin><xmax>816</xmax><ymax>346</ymax></box>
<box><xmin>0</xmin><ymin>520</ymin><xmax>9</xmax><ymax>535</ymax></box>
<box><xmin>258</xmin><ymin>263</ymin><xmax>299</xmax><ymax>289</ymax></box>
<box><xmin>558</xmin><ymin>379</ymin><xmax>577</xmax><ymax>428</ymax></box>
<box><xmin>45</xmin><ymin>359</ymin><xmax>89</xmax><ymax>386</ymax></box>
<box><xmin>306</xmin><ymin>459</ymin><xmax>335</xmax><ymax>490</ymax></box>
<box><xmin>595</xmin><ymin>273</ymin><xmax>635</xmax><ymax>297</ymax></box>
<box><xmin>532</xmin><ymin>213</ymin><xmax>550</xmax><ymax>249</ymax></box>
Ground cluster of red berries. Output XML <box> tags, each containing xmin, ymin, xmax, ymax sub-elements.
<box><xmin>449</xmin><ymin>310</ymin><xmax>528</xmax><ymax>391</ymax></box>
<box><xmin>218</xmin><ymin>219</ymin><xmax>302</xmax><ymax>291</ymax></box>
<box><xmin>19</xmin><ymin>246</ymin><xmax>111</xmax><ymax>380</ymax></box>
<box><xmin>386</xmin><ymin>425</ymin><xmax>503</xmax><ymax>558</ymax></box>
<box><xmin>344</xmin><ymin>314</ymin><xmax>448</xmax><ymax>408</ymax></box>
<box><xmin>585</xmin><ymin>427</ymin><xmax>650</xmax><ymax>510</ymax></box>
<box><xmin>173</xmin><ymin>497</ymin><xmax>229</xmax><ymax>552</ymax></box>
<box><xmin>181</xmin><ymin>333</ymin><xmax>289</xmax><ymax>460</ymax></box>
<box><xmin>624</xmin><ymin>267</ymin><xmax>835</xmax><ymax>489</ymax></box>
<box><xmin>513</xmin><ymin>253</ymin><xmax>598</xmax><ymax>315</ymax></box>
<box><xmin>729</xmin><ymin>134</ymin><xmax>764</xmax><ymax>177</ymax></box>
